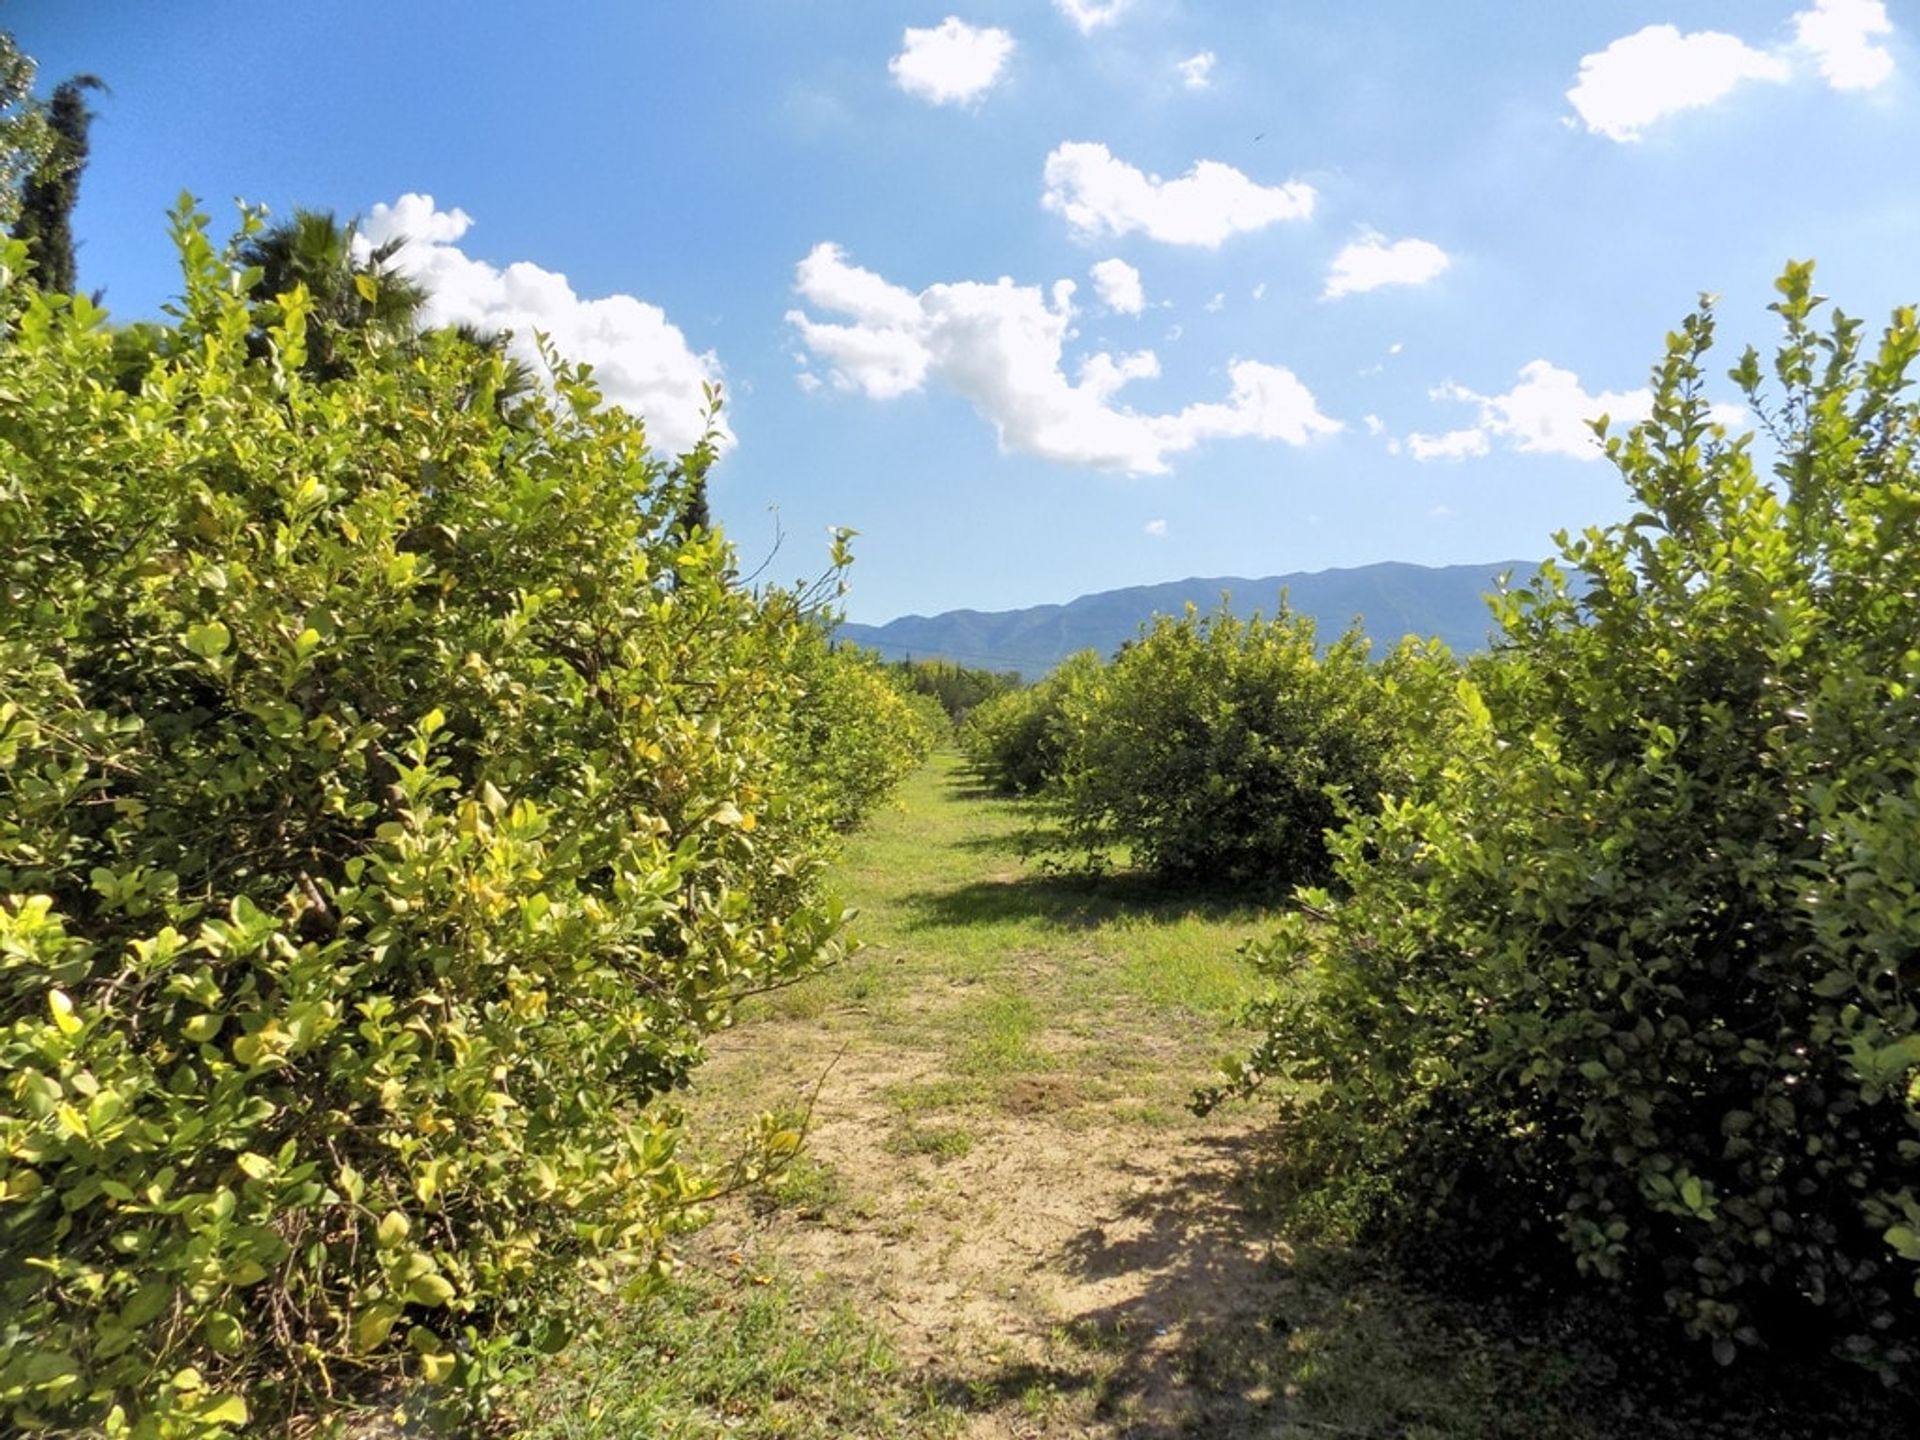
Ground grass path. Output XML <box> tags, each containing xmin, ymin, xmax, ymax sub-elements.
<box><xmin>523</xmin><ymin>755</ymin><xmax>1902</xmax><ymax>1440</ymax></box>
<box><xmin>685</xmin><ymin>752</ymin><xmax>1289</xmax><ymax>1437</ymax></box>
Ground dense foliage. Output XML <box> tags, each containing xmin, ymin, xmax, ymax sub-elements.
<box><xmin>0</xmin><ymin>204</ymin><xmax>921</xmax><ymax>1435</ymax></box>
<box><xmin>1210</xmin><ymin>268</ymin><xmax>1920</xmax><ymax>1370</ymax></box>
<box><xmin>0</xmin><ymin>33</ymin><xmax>54</xmax><ymax>235</ymax></box>
<box><xmin>880</xmin><ymin>658</ymin><xmax>1020</xmax><ymax>726</ymax></box>
<box><xmin>779</xmin><ymin>632</ymin><xmax>941</xmax><ymax>834</ymax></box>
<box><xmin>1050</xmin><ymin>609</ymin><xmax>1445</xmax><ymax>889</ymax></box>
<box><xmin>958</xmin><ymin>650</ymin><xmax>1102</xmax><ymax>797</ymax></box>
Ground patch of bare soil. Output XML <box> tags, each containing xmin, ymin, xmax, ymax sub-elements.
<box><xmin>689</xmin><ymin>1024</ymin><xmax>1295</xmax><ymax>1439</ymax></box>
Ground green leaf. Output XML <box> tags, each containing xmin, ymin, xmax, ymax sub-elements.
<box><xmin>419</xmin><ymin>1350</ymin><xmax>455</xmax><ymax>1384</ymax></box>
<box><xmin>204</xmin><ymin>1311</ymin><xmax>244</xmax><ymax>1355</ymax></box>
<box><xmin>184</xmin><ymin>620</ymin><xmax>231</xmax><ymax>658</ymax></box>
<box><xmin>192</xmin><ymin>1393</ymin><xmax>249</xmax><ymax>1426</ymax></box>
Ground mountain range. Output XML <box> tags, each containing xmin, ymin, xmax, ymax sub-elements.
<box><xmin>836</xmin><ymin>559</ymin><xmax>1541</xmax><ymax>678</ymax></box>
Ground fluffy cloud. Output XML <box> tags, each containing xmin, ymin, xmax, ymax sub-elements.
<box><xmin>1055</xmin><ymin>0</ymin><xmax>1132</xmax><ymax>36</ymax></box>
<box><xmin>1404</xmin><ymin>427</ymin><xmax>1491</xmax><ymax>462</ymax></box>
<box><xmin>1042</xmin><ymin>142</ymin><xmax>1316</xmax><ymax>247</ymax></box>
<box><xmin>361</xmin><ymin>194</ymin><xmax>726</xmax><ymax>453</ymax></box>
<box><xmin>1089</xmin><ymin>257</ymin><xmax>1146</xmax><ymax>315</ymax></box>
<box><xmin>1143</xmin><ymin>518</ymin><xmax>1168</xmax><ymax>536</ymax></box>
<box><xmin>1570</xmin><ymin>4</ymin><xmax>1897</xmax><ymax>142</ymax></box>
<box><xmin>1324</xmin><ymin>232</ymin><xmax>1451</xmax><ymax>299</ymax></box>
<box><xmin>1567</xmin><ymin>24</ymin><xmax>1789</xmax><ymax>142</ymax></box>
<box><xmin>1178</xmin><ymin>51</ymin><xmax>1217</xmax><ymax>89</ymax></box>
<box><xmin>1418</xmin><ymin>360</ymin><xmax>1651</xmax><ymax>461</ymax></box>
<box><xmin>1795</xmin><ymin>0</ymin><xmax>1895</xmax><ymax>90</ymax></box>
<box><xmin>787</xmin><ymin>242</ymin><xmax>1339</xmax><ymax>475</ymax></box>
<box><xmin>889</xmin><ymin>17</ymin><xmax>1015</xmax><ymax>107</ymax></box>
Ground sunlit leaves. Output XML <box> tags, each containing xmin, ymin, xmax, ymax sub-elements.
<box><xmin>0</xmin><ymin>201</ymin><xmax>873</xmax><ymax>1434</ymax></box>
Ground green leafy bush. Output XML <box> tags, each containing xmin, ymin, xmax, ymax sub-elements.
<box><xmin>1210</xmin><ymin>266</ymin><xmax>1920</xmax><ymax>1369</ymax></box>
<box><xmin>957</xmin><ymin>651</ymin><xmax>1102</xmax><ymax>797</ymax></box>
<box><xmin>1052</xmin><ymin>609</ymin><xmax>1446</xmax><ymax>889</ymax></box>
<box><xmin>778</xmin><ymin>631</ymin><xmax>939</xmax><ymax>834</ymax></box>
<box><xmin>0</xmin><ymin>205</ymin><xmax>861</xmax><ymax>1434</ymax></box>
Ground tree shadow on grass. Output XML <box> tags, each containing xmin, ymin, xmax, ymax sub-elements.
<box><xmin>909</xmin><ymin>1127</ymin><xmax>1295</xmax><ymax>1437</ymax></box>
<box><xmin>913</xmin><ymin>1129</ymin><xmax>1920</xmax><ymax>1440</ymax></box>
<box><xmin>897</xmin><ymin>867</ymin><xmax>1267</xmax><ymax>933</ymax></box>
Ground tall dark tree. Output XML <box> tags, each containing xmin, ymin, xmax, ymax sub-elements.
<box><xmin>13</xmin><ymin>74</ymin><xmax>103</xmax><ymax>294</ymax></box>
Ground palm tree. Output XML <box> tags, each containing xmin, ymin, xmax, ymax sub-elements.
<box><xmin>236</xmin><ymin>209</ymin><xmax>427</xmax><ymax>379</ymax></box>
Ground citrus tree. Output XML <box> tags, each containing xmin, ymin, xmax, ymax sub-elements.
<box><xmin>1211</xmin><ymin>266</ymin><xmax>1920</xmax><ymax>1370</ymax></box>
<box><xmin>0</xmin><ymin>203</ymin><xmax>865</xmax><ymax>1434</ymax></box>
<box><xmin>1052</xmin><ymin>609</ymin><xmax>1446</xmax><ymax>890</ymax></box>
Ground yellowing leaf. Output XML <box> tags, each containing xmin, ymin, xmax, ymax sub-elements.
<box><xmin>420</xmin><ymin>1350</ymin><xmax>456</xmax><ymax>1384</ymax></box>
<box><xmin>182</xmin><ymin>1013</ymin><xmax>223</xmax><ymax>1043</ymax></box>
<box><xmin>405</xmin><ymin>1273</ymin><xmax>456</xmax><ymax>1307</ymax></box>
<box><xmin>47</xmin><ymin>988</ymin><xmax>80</xmax><ymax>1036</ymax></box>
<box><xmin>194</xmin><ymin>1394</ymin><xmax>248</xmax><ymax>1426</ymax></box>
<box><xmin>377</xmin><ymin>1210</ymin><xmax>410</xmax><ymax>1248</ymax></box>
<box><xmin>352</xmin><ymin>1301</ymin><xmax>403</xmax><ymax>1353</ymax></box>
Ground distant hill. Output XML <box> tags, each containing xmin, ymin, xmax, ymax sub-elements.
<box><xmin>837</xmin><ymin>559</ymin><xmax>1540</xmax><ymax>678</ymax></box>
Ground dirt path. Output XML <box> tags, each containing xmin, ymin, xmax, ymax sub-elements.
<box><xmin>685</xmin><ymin>757</ymin><xmax>1298</xmax><ymax>1438</ymax></box>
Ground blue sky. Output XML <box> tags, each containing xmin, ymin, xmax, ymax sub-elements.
<box><xmin>10</xmin><ymin>1</ymin><xmax>1917</xmax><ymax>622</ymax></box>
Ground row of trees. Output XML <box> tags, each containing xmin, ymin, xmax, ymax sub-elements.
<box><xmin>0</xmin><ymin>201</ymin><xmax>936</xmax><ymax>1436</ymax></box>
<box><xmin>961</xmin><ymin>617</ymin><xmax>1445</xmax><ymax>891</ymax></box>
<box><xmin>968</xmin><ymin>269</ymin><xmax>1920</xmax><ymax>1375</ymax></box>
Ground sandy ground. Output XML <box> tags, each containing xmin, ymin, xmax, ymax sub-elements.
<box><xmin>691</xmin><ymin>1021</ymin><xmax>1295</xmax><ymax>1440</ymax></box>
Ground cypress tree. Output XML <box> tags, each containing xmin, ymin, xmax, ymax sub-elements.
<box><xmin>13</xmin><ymin>75</ymin><xmax>103</xmax><ymax>295</ymax></box>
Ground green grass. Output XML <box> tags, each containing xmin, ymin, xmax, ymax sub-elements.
<box><xmin>517</xmin><ymin>1260</ymin><xmax>961</xmax><ymax>1440</ymax></box>
<box><xmin>784</xmin><ymin>756</ymin><xmax>1274</xmax><ymax>1114</ymax></box>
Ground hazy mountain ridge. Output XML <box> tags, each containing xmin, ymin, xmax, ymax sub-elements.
<box><xmin>837</xmin><ymin>559</ymin><xmax>1542</xmax><ymax>677</ymax></box>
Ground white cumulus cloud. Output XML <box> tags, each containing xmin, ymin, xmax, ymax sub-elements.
<box><xmin>889</xmin><ymin>17</ymin><xmax>1016</xmax><ymax>107</ymax></box>
<box><xmin>1570</xmin><ymin>3</ymin><xmax>1898</xmax><ymax>142</ymax></box>
<box><xmin>1795</xmin><ymin>0</ymin><xmax>1895</xmax><ymax>90</ymax></box>
<box><xmin>1405</xmin><ymin>427</ymin><xmax>1491</xmax><ymax>463</ymax></box>
<box><xmin>361</xmin><ymin>194</ymin><xmax>727</xmax><ymax>454</ymax></box>
<box><xmin>1178</xmin><ymin>51</ymin><xmax>1217</xmax><ymax>89</ymax></box>
<box><xmin>1420</xmin><ymin>361</ymin><xmax>1652</xmax><ymax>462</ymax></box>
<box><xmin>1056</xmin><ymin>0</ymin><xmax>1132</xmax><ymax>36</ymax></box>
<box><xmin>1324</xmin><ymin>231</ymin><xmax>1451</xmax><ymax>299</ymax></box>
<box><xmin>1042</xmin><ymin>142</ymin><xmax>1316</xmax><ymax>247</ymax></box>
<box><xmin>1567</xmin><ymin>24</ymin><xmax>1790</xmax><ymax>142</ymax></box>
<box><xmin>787</xmin><ymin>242</ymin><xmax>1339</xmax><ymax>475</ymax></box>
<box><xmin>1144</xmin><ymin>518</ymin><xmax>1168</xmax><ymax>536</ymax></box>
<box><xmin>1090</xmin><ymin>258</ymin><xmax>1146</xmax><ymax>315</ymax></box>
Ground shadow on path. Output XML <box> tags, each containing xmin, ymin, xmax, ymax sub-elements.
<box><xmin>899</xmin><ymin>868</ymin><xmax>1265</xmax><ymax>932</ymax></box>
